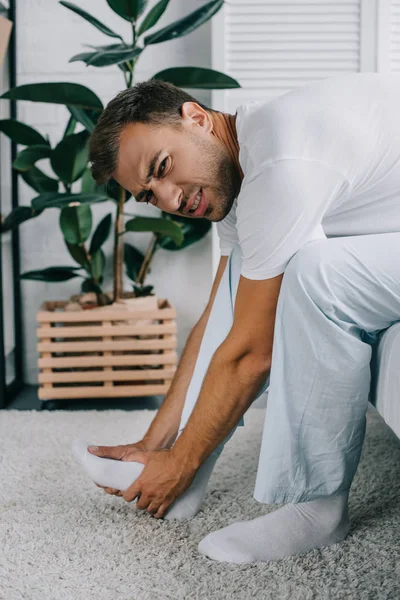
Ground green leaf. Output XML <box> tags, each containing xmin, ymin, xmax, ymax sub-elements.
<box><xmin>81</xmin><ymin>167</ymin><xmax>96</xmax><ymax>193</ymax></box>
<box><xmin>137</xmin><ymin>0</ymin><xmax>169</xmax><ymax>36</ymax></box>
<box><xmin>0</xmin><ymin>119</ymin><xmax>48</xmax><ymax>145</ymax></box>
<box><xmin>31</xmin><ymin>191</ymin><xmax>108</xmax><ymax>212</ymax></box>
<box><xmin>1</xmin><ymin>206</ymin><xmax>42</xmax><ymax>233</ymax></box>
<box><xmin>117</xmin><ymin>61</ymin><xmax>132</xmax><ymax>73</ymax></box>
<box><xmin>12</xmin><ymin>145</ymin><xmax>52</xmax><ymax>171</ymax></box>
<box><xmin>20</xmin><ymin>167</ymin><xmax>59</xmax><ymax>194</ymax></box>
<box><xmin>125</xmin><ymin>216</ymin><xmax>183</xmax><ymax>246</ymax></box>
<box><xmin>67</xmin><ymin>106</ymin><xmax>98</xmax><ymax>133</ymax></box>
<box><xmin>89</xmin><ymin>213</ymin><xmax>112</xmax><ymax>255</ymax></box>
<box><xmin>0</xmin><ymin>82</ymin><xmax>103</xmax><ymax>111</ymax></box>
<box><xmin>132</xmin><ymin>284</ymin><xmax>154</xmax><ymax>297</ymax></box>
<box><xmin>60</xmin><ymin>1</ymin><xmax>124</xmax><ymax>40</ymax></box>
<box><xmin>152</xmin><ymin>66</ymin><xmax>240</xmax><ymax>89</ymax></box>
<box><xmin>106</xmin><ymin>0</ymin><xmax>148</xmax><ymax>22</ymax></box>
<box><xmin>144</xmin><ymin>0</ymin><xmax>222</xmax><ymax>45</ymax></box>
<box><xmin>63</xmin><ymin>115</ymin><xmax>77</xmax><ymax>137</ymax></box>
<box><xmin>69</xmin><ymin>50</ymin><xmax>98</xmax><ymax>64</ymax></box>
<box><xmin>60</xmin><ymin>204</ymin><xmax>92</xmax><ymax>245</ymax></box>
<box><xmin>20</xmin><ymin>266</ymin><xmax>82</xmax><ymax>282</ymax></box>
<box><xmin>81</xmin><ymin>166</ymin><xmax>105</xmax><ymax>194</ymax></box>
<box><xmin>81</xmin><ymin>278</ymin><xmax>104</xmax><ymax>295</ymax></box>
<box><xmin>159</xmin><ymin>212</ymin><xmax>211</xmax><ymax>250</ymax></box>
<box><xmin>106</xmin><ymin>178</ymin><xmax>132</xmax><ymax>202</ymax></box>
<box><xmin>91</xmin><ymin>249</ymin><xmax>106</xmax><ymax>281</ymax></box>
<box><xmin>69</xmin><ymin>43</ymin><xmax>122</xmax><ymax>65</ymax></box>
<box><xmin>50</xmin><ymin>130</ymin><xmax>89</xmax><ymax>184</ymax></box>
<box><xmin>86</xmin><ymin>45</ymin><xmax>142</xmax><ymax>67</ymax></box>
<box><xmin>124</xmin><ymin>242</ymin><xmax>145</xmax><ymax>282</ymax></box>
<box><xmin>66</xmin><ymin>242</ymin><xmax>89</xmax><ymax>268</ymax></box>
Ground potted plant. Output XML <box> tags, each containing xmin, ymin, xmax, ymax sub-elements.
<box><xmin>0</xmin><ymin>0</ymin><xmax>240</xmax><ymax>402</ymax></box>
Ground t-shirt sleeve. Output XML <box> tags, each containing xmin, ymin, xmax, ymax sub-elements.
<box><xmin>216</xmin><ymin>196</ymin><xmax>239</xmax><ymax>255</ymax></box>
<box><xmin>236</xmin><ymin>158</ymin><xmax>348</xmax><ymax>280</ymax></box>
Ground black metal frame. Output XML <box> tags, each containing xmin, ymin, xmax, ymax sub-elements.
<box><xmin>0</xmin><ymin>0</ymin><xmax>23</xmax><ymax>407</ymax></box>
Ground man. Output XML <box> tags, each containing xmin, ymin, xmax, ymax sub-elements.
<box><xmin>84</xmin><ymin>73</ymin><xmax>400</xmax><ymax>564</ymax></box>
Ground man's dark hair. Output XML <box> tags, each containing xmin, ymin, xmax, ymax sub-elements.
<box><xmin>88</xmin><ymin>79</ymin><xmax>216</xmax><ymax>185</ymax></box>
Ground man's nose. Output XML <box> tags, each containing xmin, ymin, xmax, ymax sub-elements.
<box><xmin>152</xmin><ymin>181</ymin><xmax>182</xmax><ymax>212</ymax></box>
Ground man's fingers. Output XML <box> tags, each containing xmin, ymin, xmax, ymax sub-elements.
<box><xmin>123</xmin><ymin>482</ymin><xmax>141</xmax><ymax>503</ymax></box>
<box><xmin>146</xmin><ymin>501</ymin><xmax>160</xmax><ymax>515</ymax></box>
<box><xmin>94</xmin><ymin>483</ymin><xmax>121</xmax><ymax>495</ymax></box>
<box><xmin>104</xmin><ymin>487</ymin><xmax>121</xmax><ymax>495</ymax></box>
<box><xmin>88</xmin><ymin>444</ymin><xmax>125</xmax><ymax>460</ymax></box>
<box><xmin>154</xmin><ymin>504</ymin><xmax>168</xmax><ymax>519</ymax></box>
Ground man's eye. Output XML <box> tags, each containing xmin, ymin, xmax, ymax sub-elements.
<box><xmin>145</xmin><ymin>191</ymin><xmax>153</xmax><ymax>204</ymax></box>
<box><xmin>158</xmin><ymin>157</ymin><xmax>168</xmax><ymax>177</ymax></box>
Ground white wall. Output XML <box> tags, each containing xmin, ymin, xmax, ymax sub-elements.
<box><xmin>0</xmin><ymin>10</ymin><xmax>15</xmax><ymax>384</ymax></box>
<box><xmin>15</xmin><ymin>0</ymin><xmax>214</xmax><ymax>383</ymax></box>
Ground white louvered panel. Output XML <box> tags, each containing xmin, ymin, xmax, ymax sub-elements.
<box><xmin>389</xmin><ymin>0</ymin><xmax>400</xmax><ymax>71</ymax></box>
<box><xmin>224</xmin><ymin>0</ymin><xmax>360</xmax><ymax>105</ymax></box>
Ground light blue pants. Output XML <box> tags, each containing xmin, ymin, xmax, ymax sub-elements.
<box><xmin>177</xmin><ymin>232</ymin><xmax>400</xmax><ymax>504</ymax></box>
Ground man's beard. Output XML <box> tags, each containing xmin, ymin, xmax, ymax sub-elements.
<box><xmin>194</xmin><ymin>135</ymin><xmax>242</xmax><ymax>222</ymax></box>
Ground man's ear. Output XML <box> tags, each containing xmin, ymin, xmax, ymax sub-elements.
<box><xmin>181</xmin><ymin>102</ymin><xmax>213</xmax><ymax>133</ymax></box>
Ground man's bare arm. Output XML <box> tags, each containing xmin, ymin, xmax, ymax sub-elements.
<box><xmin>142</xmin><ymin>255</ymin><xmax>229</xmax><ymax>450</ymax></box>
<box><xmin>169</xmin><ymin>272</ymin><xmax>283</xmax><ymax>469</ymax></box>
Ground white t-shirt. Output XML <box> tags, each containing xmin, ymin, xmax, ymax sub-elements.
<box><xmin>216</xmin><ymin>72</ymin><xmax>400</xmax><ymax>280</ymax></box>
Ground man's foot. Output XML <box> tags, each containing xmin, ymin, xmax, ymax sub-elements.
<box><xmin>71</xmin><ymin>438</ymin><xmax>145</xmax><ymax>491</ymax></box>
<box><xmin>71</xmin><ymin>439</ymin><xmax>219</xmax><ymax>520</ymax></box>
<box><xmin>198</xmin><ymin>491</ymin><xmax>350</xmax><ymax>564</ymax></box>
<box><xmin>164</xmin><ymin>451</ymin><xmax>220</xmax><ymax>520</ymax></box>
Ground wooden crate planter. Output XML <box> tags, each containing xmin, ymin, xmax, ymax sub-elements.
<box><xmin>37</xmin><ymin>298</ymin><xmax>177</xmax><ymax>400</ymax></box>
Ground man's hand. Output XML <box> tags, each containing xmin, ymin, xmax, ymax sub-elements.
<box><xmin>88</xmin><ymin>439</ymin><xmax>153</xmax><ymax>497</ymax></box>
<box><xmin>122</xmin><ymin>448</ymin><xmax>197</xmax><ymax>519</ymax></box>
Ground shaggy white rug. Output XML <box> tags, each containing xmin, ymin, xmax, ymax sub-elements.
<box><xmin>1</xmin><ymin>405</ymin><xmax>400</xmax><ymax>600</ymax></box>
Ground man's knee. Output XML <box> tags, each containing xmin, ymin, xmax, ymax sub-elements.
<box><xmin>282</xmin><ymin>240</ymin><xmax>343</xmax><ymax>306</ymax></box>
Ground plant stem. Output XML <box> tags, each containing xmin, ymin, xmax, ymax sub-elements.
<box><xmin>136</xmin><ymin>234</ymin><xmax>158</xmax><ymax>286</ymax></box>
<box><xmin>112</xmin><ymin>25</ymin><xmax>135</xmax><ymax>301</ymax></box>
<box><xmin>127</xmin><ymin>22</ymin><xmax>137</xmax><ymax>88</ymax></box>
<box><xmin>112</xmin><ymin>22</ymin><xmax>137</xmax><ymax>301</ymax></box>
<box><xmin>81</xmin><ymin>244</ymin><xmax>109</xmax><ymax>307</ymax></box>
<box><xmin>132</xmin><ymin>21</ymin><xmax>136</xmax><ymax>48</ymax></box>
<box><xmin>113</xmin><ymin>186</ymin><xmax>126</xmax><ymax>302</ymax></box>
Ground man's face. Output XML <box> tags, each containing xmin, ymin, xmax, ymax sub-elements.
<box><xmin>112</xmin><ymin>103</ymin><xmax>242</xmax><ymax>222</ymax></box>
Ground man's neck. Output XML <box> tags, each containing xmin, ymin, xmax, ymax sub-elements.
<box><xmin>210</xmin><ymin>111</ymin><xmax>244</xmax><ymax>180</ymax></box>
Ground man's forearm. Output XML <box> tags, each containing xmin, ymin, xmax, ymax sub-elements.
<box><xmin>143</xmin><ymin>316</ymin><xmax>209</xmax><ymax>450</ymax></box>
<box><xmin>170</xmin><ymin>345</ymin><xmax>270</xmax><ymax>469</ymax></box>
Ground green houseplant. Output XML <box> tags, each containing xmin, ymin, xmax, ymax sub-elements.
<box><xmin>0</xmin><ymin>0</ymin><xmax>240</xmax><ymax>306</ymax></box>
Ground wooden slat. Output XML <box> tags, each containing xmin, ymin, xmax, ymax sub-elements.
<box><xmin>163</xmin><ymin>316</ymin><xmax>175</xmax><ymax>387</ymax></box>
<box><xmin>38</xmin><ymin>321</ymin><xmax>53</xmax><ymax>392</ymax></box>
<box><xmin>37</xmin><ymin>337</ymin><xmax>176</xmax><ymax>353</ymax></box>
<box><xmin>103</xmin><ymin>320</ymin><xmax>113</xmax><ymax>388</ymax></box>
<box><xmin>39</xmin><ymin>384</ymin><xmax>171</xmax><ymax>400</ymax></box>
<box><xmin>39</xmin><ymin>368</ymin><xmax>176</xmax><ymax>384</ymax></box>
<box><xmin>38</xmin><ymin>353</ymin><xmax>178</xmax><ymax>369</ymax></box>
<box><xmin>37</xmin><ymin>323</ymin><xmax>176</xmax><ymax>338</ymax></box>
<box><xmin>37</xmin><ymin>306</ymin><xmax>176</xmax><ymax>323</ymax></box>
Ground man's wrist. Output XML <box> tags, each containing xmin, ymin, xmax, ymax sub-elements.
<box><xmin>142</xmin><ymin>430</ymin><xmax>177</xmax><ymax>451</ymax></box>
<box><xmin>170</xmin><ymin>431</ymin><xmax>202</xmax><ymax>473</ymax></box>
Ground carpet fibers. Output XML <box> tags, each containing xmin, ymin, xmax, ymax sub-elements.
<box><xmin>1</xmin><ymin>405</ymin><xmax>400</xmax><ymax>600</ymax></box>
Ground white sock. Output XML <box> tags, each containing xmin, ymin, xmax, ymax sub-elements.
<box><xmin>164</xmin><ymin>450</ymin><xmax>219</xmax><ymax>520</ymax></box>
<box><xmin>71</xmin><ymin>438</ymin><xmax>145</xmax><ymax>490</ymax></box>
<box><xmin>71</xmin><ymin>438</ymin><xmax>219</xmax><ymax>520</ymax></box>
<box><xmin>198</xmin><ymin>491</ymin><xmax>350</xmax><ymax>564</ymax></box>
